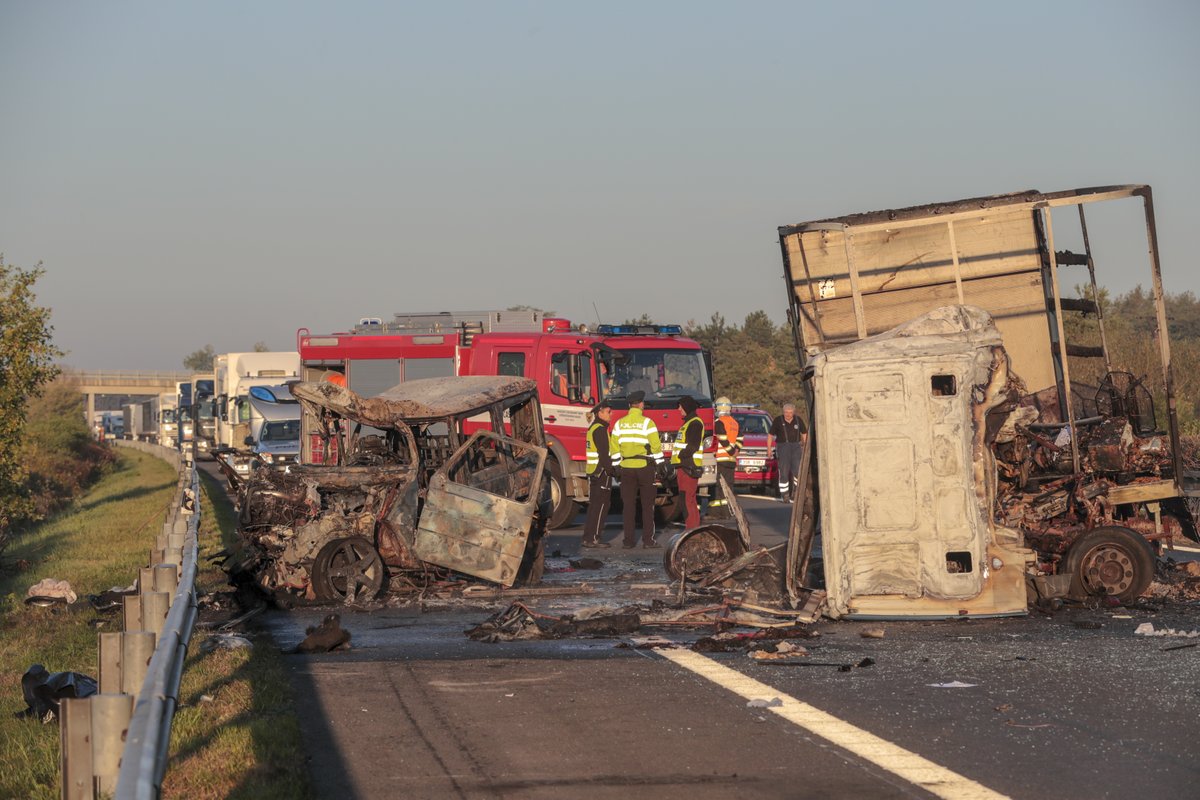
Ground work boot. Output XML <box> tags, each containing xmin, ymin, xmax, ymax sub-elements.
<box><xmin>583</xmin><ymin>540</ymin><xmax>611</xmax><ymax>549</ymax></box>
<box><xmin>622</xmin><ymin>541</ymin><xmax>636</xmax><ymax>550</ymax></box>
<box><xmin>642</xmin><ymin>539</ymin><xmax>661</xmax><ymax>549</ymax></box>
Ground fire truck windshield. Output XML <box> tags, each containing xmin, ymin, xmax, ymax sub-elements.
<box><xmin>600</xmin><ymin>348</ymin><xmax>711</xmax><ymax>403</ymax></box>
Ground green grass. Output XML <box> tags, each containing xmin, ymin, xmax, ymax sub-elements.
<box><xmin>0</xmin><ymin>452</ymin><xmax>313</xmax><ymax>799</ymax></box>
<box><xmin>160</xmin><ymin>470</ymin><xmax>312</xmax><ymax>800</ymax></box>
<box><xmin>0</xmin><ymin>449</ymin><xmax>177</xmax><ymax>800</ymax></box>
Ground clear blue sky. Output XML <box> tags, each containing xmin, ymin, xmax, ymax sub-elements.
<box><xmin>2</xmin><ymin>1</ymin><xmax>1197</xmax><ymax>369</ymax></box>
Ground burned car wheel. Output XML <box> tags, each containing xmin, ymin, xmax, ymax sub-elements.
<box><xmin>1065</xmin><ymin>526</ymin><xmax>1155</xmax><ymax>604</ymax></box>
<box><xmin>312</xmin><ymin>536</ymin><xmax>386</xmax><ymax>603</ymax></box>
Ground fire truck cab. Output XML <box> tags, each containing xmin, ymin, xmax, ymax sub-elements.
<box><xmin>298</xmin><ymin>311</ymin><xmax>717</xmax><ymax>528</ymax></box>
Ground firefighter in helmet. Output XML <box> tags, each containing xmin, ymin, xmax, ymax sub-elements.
<box><xmin>708</xmin><ymin>396</ymin><xmax>740</xmax><ymax>519</ymax></box>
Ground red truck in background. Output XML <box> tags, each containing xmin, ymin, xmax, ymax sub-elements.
<box><xmin>297</xmin><ymin>310</ymin><xmax>717</xmax><ymax>527</ymax></box>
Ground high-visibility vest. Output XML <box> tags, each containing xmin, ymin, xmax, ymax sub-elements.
<box><xmin>585</xmin><ymin>421</ymin><xmax>619</xmax><ymax>474</ymax></box>
<box><xmin>715</xmin><ymin>415</ymin><xmax>741</xmax><ymax>462</ymax></box>
<box><xmin>671</xmin><ymin>415</ymin><xmax>705</xmax><ymax>467</ymax></box>
<box><xmin>612</xmin><ymin>408</ymin><xmax>663</xmax><ymax>469</ymax></box>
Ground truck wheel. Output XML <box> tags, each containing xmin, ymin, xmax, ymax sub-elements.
<box><xmin>515</xmin><ymin>527</ymin><xmax>546</xmax><ymax>586</ymax></box>
<box><xmin>1064</xmin><ymin>526</ymin><xmax>1155</xmax><ymax>604</ymax></box>
<box><xmin>663</xmin><ymin>524</ymin><xmax>747</xmax><ymax>581</ymax></box>
<box><xmin>545</xmin><ymin>457</ymin><xmax>579</xmax><ymax>529</ymax></box>
<box><xmin>654</xmin><ymin>491</ymin><xmax>684</xmax><ymax>526</ymax></box>
<box><xmin>311</xmin><ymin>536</ymin><xmax>386</xmax><ymax>603</ymax></box>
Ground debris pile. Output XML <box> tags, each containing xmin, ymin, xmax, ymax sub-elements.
<box><xmin>15</xmin><ymin>665</ymin><xmax>97</xmax><ymax>723</ymax></box>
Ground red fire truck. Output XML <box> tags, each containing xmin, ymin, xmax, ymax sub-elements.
<box><xmin>296</xmin><ymin>310</ymin><xmax>717</xmax><ymax>528</ymax></box>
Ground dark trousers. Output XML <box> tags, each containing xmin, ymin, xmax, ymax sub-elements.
<box><xmin>620</xmin><ymin>464</ymin><xmax>656</xmax><ymax>546</ymax></box>
<box><xmin>776</xmin><ymin>441</ymin><xmax>802</xmax><ymax>499</ymax></box>
<box><xmin>583</xmin><ymin>471</ymin><xmax>612</xmax><ymax>545</ymax></box>
<box><xmin>676</xmin><ymin>466</ymin><xmax>701</xmax><ymax>529</ymax></box>
<box><xmin>709</xmin><ymin>462</ymin><xmax>735</xmax><ymax>518</ymax></box>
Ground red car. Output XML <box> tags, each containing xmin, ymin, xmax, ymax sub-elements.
<box><xmin>731</xmin><ymin>406</ymin><xmax>778</xmax><ymax>495</ymax></box>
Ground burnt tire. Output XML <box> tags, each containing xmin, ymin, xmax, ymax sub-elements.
<box><xmin>1064</xmin><ymin>526</ymin><xmax>1156</xmax><ymax>604</ymax></box>
<box><xmin>663</xmin><ymin>524</ymin><xmax>747</xmax><ymax>582</ymax></box>
<box><xmin>545</xmin><ymin>457</ymin><xmax>579</xmax><ymax>530</ymax></box>
<box><xmin>515</xmin><ymin>526</ymin><xmax>546</xmax><ymax>586</ymax></box>
<box><xmin>311</xmin><ymin>536</ymin><xmax>386</xmax><ymax>603</ymax></box>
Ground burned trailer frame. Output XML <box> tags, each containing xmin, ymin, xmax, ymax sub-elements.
<box><xmin>777</xmin><ymin>185</ymin><xmax>1195</xmax><ymax>613</ymax></box>
<box><xmin>235</xmin><ymin>376</ymin><xmax>550</xmax><ymax>603</ymax></box>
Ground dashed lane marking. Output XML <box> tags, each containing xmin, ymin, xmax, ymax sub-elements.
<box><xmin>659</xmin><ymin>648</ymin><xmax>1011</xmax><ymax>800</ymax></box>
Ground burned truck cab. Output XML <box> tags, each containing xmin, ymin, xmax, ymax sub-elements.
<box><xmin>236</xmin><ymin>376</ymin><xmax>549</xmax><ymax>604</ymax></box>
<box><xmin>811</xmin><ymin>306</ymin><xmax>1033</xmax><ymax>618</ymax></box>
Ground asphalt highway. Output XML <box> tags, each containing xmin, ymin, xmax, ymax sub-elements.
<box><xmin>240</xmin><ymin>492</ymin><xmax>1200</xmax><ymax>800</ymax></box>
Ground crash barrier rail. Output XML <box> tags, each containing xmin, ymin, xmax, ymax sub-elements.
<box><xmin>59</xmin><ymin>440</ymin><xmax>199</xmax><ymax>799</ymax></box>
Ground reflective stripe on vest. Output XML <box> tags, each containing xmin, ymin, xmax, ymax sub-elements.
<box><xmin>716</xmin><ymin>415</ymin><xmax>740</xmax><ymax>462</ymax></box>
<box><xmin>614</xmin><ymin>409</ymin><xmax>663</xmax><ymax>468</ymax></box>
<box><xmin>670</xmin><ymin>416</ymin><xmax>705</xmax><ymax>467</ymax></box>
<box><xmin>586</xmin><ymin>421</ymin><xmax>605</xmax><ymax>475</ymax></box>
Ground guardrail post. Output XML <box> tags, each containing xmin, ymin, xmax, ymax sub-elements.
<box><xmin>140</xmin><ymin>592</ymin><xmax>170</xmax><ymax>637</ymax></box>
<box><xmin>121</xmin><ymin>632</ymin><xmax>156</xmax><ymax>695</ymax></box>
<box><xmin>91</xmin><ymin>693</ymin><xmax>134</xmax><ymax>795</ymax></box>
<box><xmin>153</xmin><ymin>564</ymin><xmax>179</xmax><ymax>598</ymax></box>
<box><xmin>98</xmin><ymin>633</ymin><xmax>123</xmax><ymax>694</ymax></box>
<box><xmin>60</xmin><ymin>698</ymin><xmax>94</xmax><ymax>800</ymax></box>
<box><xmin>123</xmin><ymin>596</ymin><xmax>142</xmax><ymax>632</ymax></box>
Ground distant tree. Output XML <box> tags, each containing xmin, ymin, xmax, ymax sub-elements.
<box><xmin>253</xmin><ymin>341</ymin><xmax>269</xmax><ymax>352</ymax></box>
<box><xmin>183</xmin><ymin>345</ymin><xmax>215</xmax><ymax>372</ymax></box>
<box><xmin>507</xmin><ymin>305</ymin><xmax>557</xmax><ymax>317</ymax></box>
<box><xmin>0</xmin><ymin>259</ymin><xmax>62</xmax><ymax>547</ymax></box>
<box><xmin>624</xmin><ymin>313</ymin><xmax>655</xmax><ymax>325</ymax></box>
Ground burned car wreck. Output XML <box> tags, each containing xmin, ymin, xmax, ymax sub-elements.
<box><xmin>229</xmin><ymin>376</ymin><xmax>550</xmax><ymax>603</ymax></box>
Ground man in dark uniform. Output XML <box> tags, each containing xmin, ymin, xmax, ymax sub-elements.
<box><xmin>768</xmin><ymin>402</ymin><xmax>807</xmax><ymax>502</ymax></box>
<box><xmin>582</xmin><ymin>401</ymin><xmax>616</xmax><ymax>548</ymax></box>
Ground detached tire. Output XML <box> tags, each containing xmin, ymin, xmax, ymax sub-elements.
<box><xmin>545</xmin><ymin>457</ymin><xmax>579</xmax><ymax>529</ymax></box>
<box><xmin>312</xmin><ymin>536</ymin><xmax>386</xmax><ymax>603</ymax></box>
<box><xmin>1064</xmin><ymin>526</ymin><xmax>1155</xmax><ymax>604</ymax></box>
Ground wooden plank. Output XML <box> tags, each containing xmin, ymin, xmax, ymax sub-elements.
<box><xmin>1106</xmin><ymin>480</ymin><xmax>1180</xmax><ymax>506</ymax></box>
<box><xmin>785</xmin><ymin>209</ymin><xmax>1041</xmax><ymax>297</ymax></box>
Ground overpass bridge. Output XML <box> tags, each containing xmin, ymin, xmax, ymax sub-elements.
<box><xmin>60</xmin><ymin>370</ymin><xmax>194</xmax><ymax>420</ymax></box>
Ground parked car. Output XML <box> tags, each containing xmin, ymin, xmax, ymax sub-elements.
<box><xmin>731</xmin><ymin>405</ymin><xmax>778</xmax><ymax>495</ymax></box>
<box><xmin>223</xmin><ymin>376</ymin><xmax>550</xmax><ymax>604</ymax></box>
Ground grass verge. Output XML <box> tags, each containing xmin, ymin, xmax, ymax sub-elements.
<box><xmin>0</xmin><ymin>449</ymin><xmax>177</xmax><ymax>800</ymax></box>
<box><xmin>160</xmin><ymin>468</ymin><xmax>312</xmax><ymax>799</ymax></box>
<box><xmin>0</xmin><ymin>451</ymin><xmax>312</xmax><ymax>799</ymax></box>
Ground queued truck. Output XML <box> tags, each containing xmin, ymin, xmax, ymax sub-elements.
<box><xmin>297</xmin><ymin>310</ymin><xmax>717</xmax><ymax>528</ymax></box>
<box><xmin>175</xmin><ymin>380</ymin><xmax>193</xmax><ymax>452</ymax></box>
<box><xmin>769</xmin><ymin>185</ymin><xmax>1198</xmax><ymax>618</ymax></box>
<box><xmin>213</xmin><ymin>352</ymin><xmax>301</xmax><ymax>451</ymax></box>
<box><xmin>155</xmin><ymin>393</ymin><xmax>178</xmax><ymax>448</ymax></box>
<box><xmin>191</xmin><ymin>373</ymin><xmax>216</xmax><ymax>459</ymax></box>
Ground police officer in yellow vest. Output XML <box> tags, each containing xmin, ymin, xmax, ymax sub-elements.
<box><xmin>671</xmin><ymin>396</ymin><xmax>705</xmax><ymax>529</ymax></box>
<box><xmin>613</xmin><ymin>390</ymin><xmax>663</xmax><ymax>548</ymax></box>
<box><xmin>582</xmin><ymin>401</ymin><xmax>618</xmax><ymax>548</ymax></box>
<box><xmin>709</xmin><ymin>396</ymin><xmax>741</xmax><ymax>519</ymax></box>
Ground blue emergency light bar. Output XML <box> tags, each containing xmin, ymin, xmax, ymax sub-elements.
<box><xmin>596</xmin><ymin>324</ymin><xmax>683</xmax><ymax>336</ymax></box>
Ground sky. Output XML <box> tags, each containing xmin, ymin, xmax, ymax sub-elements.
<box><xmin>1</xmin><ymin>1</ymin><xmax>1198</xmax><ymax>370</ymax></box>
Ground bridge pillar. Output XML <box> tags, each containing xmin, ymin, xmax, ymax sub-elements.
<box><xmin>86</xmin><ymin>392</ymin><xmax>95</xmax><ymax>428</ymax></box>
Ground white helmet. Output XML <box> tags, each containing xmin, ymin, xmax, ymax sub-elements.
<box><xmin>715</xmin><ymin>396</ymin><xmax>732</xmax><ymax>414</ymax></box>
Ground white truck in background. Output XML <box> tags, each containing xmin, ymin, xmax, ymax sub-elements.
<box><xmin>155</xmin><ymin>393</ymin><xmax>178</xmax><ymax>448</ymax></box>
<box><xmin>214</xmin><ymin>352</ymin><xmax>301</xmax><ymax>452</ymax></box>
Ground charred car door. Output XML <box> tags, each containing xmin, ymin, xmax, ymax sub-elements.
<box><xmin>414</xmin><ymin>430</ymin><xmax>547</xmax><ymax>587</ymax></box>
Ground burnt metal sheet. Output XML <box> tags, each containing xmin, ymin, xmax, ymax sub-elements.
<box><xmin>291</xmin><ymin>376</ymin><xmax>539</xmax><ymax>428</ymax></box>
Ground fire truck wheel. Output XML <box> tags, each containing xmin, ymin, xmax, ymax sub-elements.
<box><xmin>312</xmin><ymin>536</ymin><xmax>386</xmax><ymax>603</ymax></box>
<box><xmin>546</xmin><ymin>457</ymin><xmax>579</xmax><ymax>529</ymax></box>
<box><xmin>515</xmin><ymin>528</ymin><xmax>546</xmax><ymax>586</ymax></box>
<box><xmin>654</xmin><ymin>491</ymin><xmax>685</xmax><ymax>526</ymax></box>
<box><xmin>1064</xmin><ymin>526</ymin><xmax>1155</xmax><ymax>604</ymax></box>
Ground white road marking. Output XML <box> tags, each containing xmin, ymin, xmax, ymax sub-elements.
<box><xmin>659</xmin><ymin>649</ymin><xmax>1011</xmax><ymax>800</ymax></box>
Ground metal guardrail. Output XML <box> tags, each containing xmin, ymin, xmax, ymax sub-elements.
<box><xmin>116</xmin><ymin>443</ymin><xmax>198</xmax><ymax>800</ymax></box>
<box><xmin>60</xmin><ymin>440</ymin><xmax>200</xmax><ymax>799</ymax></box>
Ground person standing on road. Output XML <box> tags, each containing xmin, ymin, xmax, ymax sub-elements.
<box><xmin>768</xmin><ymin>402</ymin><xmax>806</xmax><ymax>502</ymax></box>
<box><xmin>671</xmin><ymin>396</ymin><xmax>704</xmax><ymax>529</ymax></box>
<box><xmin>613</xmin><ymin>390</ymin><xmax>663</xmax><ymax>548</ymax></box>
<box><xmin>708</xmin><ymin>396</ymin><xmax>740</xmax><ymax>519</ymax></box>
<box><xmin>582</xmin><ymin>402</ymin><xmax>617</xmax><ymax>548</ymax></box>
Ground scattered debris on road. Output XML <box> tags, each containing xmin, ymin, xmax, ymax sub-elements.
<box><xmin>1133</xmin><ymin>622</ymin><xmax>1200</xmax><ymax>638</ymax></box>
<box><xmin>294</xmin><ymin>614</ymin><xmax>353</xmax><ymax>653</ymax></box>
<box><xmin>24</xmin><ymin>578</ymin><xmax>77</xmax><ymax>606</ymax></box>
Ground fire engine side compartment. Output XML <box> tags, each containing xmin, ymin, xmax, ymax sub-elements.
<box><xmin>812</xmin><ymin>306</ymin><xmax>1033</xmax><ymax>619</ymax></box>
